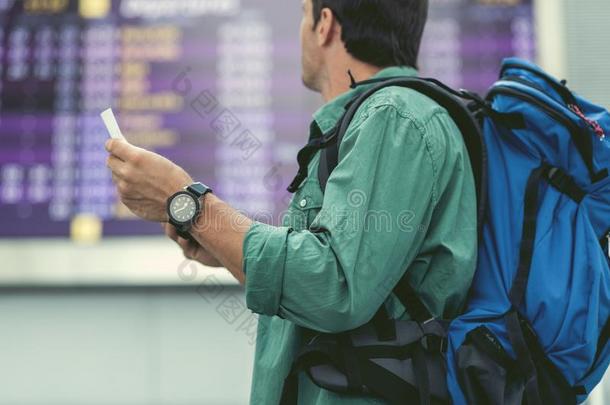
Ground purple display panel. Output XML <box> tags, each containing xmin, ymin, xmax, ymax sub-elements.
<box><xmin>0</xmin><ymin>0</ymin><xmax>534</xmax><ymax>238</ymax></box>
<box><xmin>420</xmin><ymin>0</ymin><xmax>535</xmax><ymax>91</ymax></box>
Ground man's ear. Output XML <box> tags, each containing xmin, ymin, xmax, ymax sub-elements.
<box><xmin>316</xmin><ymin>7</ymin><xmax>339</xmax><ymax>47</ymax></box>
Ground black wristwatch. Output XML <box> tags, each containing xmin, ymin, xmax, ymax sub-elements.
<box><xmin>167</xmin><ymin>182</ymin><xmax>213</xmax><ymax>240</ymax></box>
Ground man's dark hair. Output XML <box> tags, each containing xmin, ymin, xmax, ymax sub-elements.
<box><xmin>311</xmin><ymin>0</ymin><xmax>429</xmax><ymax>69</ymax></box>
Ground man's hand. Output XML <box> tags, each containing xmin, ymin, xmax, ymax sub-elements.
<box><xmin>105</xmin><ymin>140</ymin><xmax>193</xmax><ymax>222</ymax></box>
<box><xmin>163</xmin><ymin>223</ymin><xmax>223</xmax><ymax>268</ymax></box>
<box><xmin>105</xmin><ymin>140</ymin><xmax>249</xmax><ymax>284</ymax></box>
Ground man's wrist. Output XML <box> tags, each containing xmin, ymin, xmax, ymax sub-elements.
<box><xmin>165</xmin><ymin>173</ymin><xmax>193</xmax><ymax>201</ymax></box>
<box><xmin>192</xmin><ymin>192</ymin><xmax>217</xmax><ymax>235</ymax></box>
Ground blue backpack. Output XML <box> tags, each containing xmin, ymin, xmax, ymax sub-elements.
<box><xmin>281</xmin><ymin>58</ymin><xmax>610</xmax><ymax>405</ymax></box>
<box><xmin>446</xmin><ymin>58</ymin><xmax>610</xmax><ymax>405</ymax></box>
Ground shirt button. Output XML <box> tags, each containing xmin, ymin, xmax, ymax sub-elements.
<box><xmin>299</xmin><ymin>198</ymin><xmax>307</xmax><ymax>208</ymax></box>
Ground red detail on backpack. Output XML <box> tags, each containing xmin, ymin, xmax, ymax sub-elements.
<box><xmin>570</xmin><ymin>104</ymin><xmax>606</xmax><ymax>140</ymax></box>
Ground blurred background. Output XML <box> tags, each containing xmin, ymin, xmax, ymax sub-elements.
<box><xmin>0</xmin><ymin>0</ymin><xmax>608</xmax><ymax>404</ymax></box>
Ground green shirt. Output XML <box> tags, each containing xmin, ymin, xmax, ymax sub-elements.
<box><xmin>242</xmin><ymin>66</ymin><xmax>477</xmax><ymax>404</ymax></box>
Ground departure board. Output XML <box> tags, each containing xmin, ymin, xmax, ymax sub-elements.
<box><xmin>0</xmin><ymin>0</ymin><xmax>534</xmax><ymax>238</ymax></box>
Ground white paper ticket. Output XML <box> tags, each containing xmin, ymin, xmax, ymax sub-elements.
<box><xmin>100</xmin><ymin>108</ymin><xmax>126</xmax><ymax>140</ymax></box>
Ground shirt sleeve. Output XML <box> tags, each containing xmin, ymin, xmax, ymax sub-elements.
<box><xmin>243</xmin><ymin>104</ymin><xmax>449</xmax><ymax>333</ymax></box>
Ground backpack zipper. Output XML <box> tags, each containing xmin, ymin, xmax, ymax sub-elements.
<box><xmin>503</xmin><ymin>75</ymin><xmax>552</xmax><ymax>100</ymax></box>
<box><xmin>605</xmin><ymin>232</ymin><xmax>610</xmax><ymax>259</ymax></box>
<box><xmin>569</xmin><ymin>104</ymin><xmax>606</xmax><ymax>141</ymax></box>
<box><xmin>500</xmin><ymin>77</ymin><xmax>606</xmax><ymax>141</ymax></box>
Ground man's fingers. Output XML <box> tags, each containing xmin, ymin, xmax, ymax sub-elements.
<box><xmin>163</xmin><ymin>225</ymin><xmax>192</xmax><ymax>251</ymax></box>
<box><xmin>162</xmin><ymin>223</ymin><xmax>200</xmax><ymax>260</ymax></box>
<box><xmin>111</xmin><ymin>172</ymin><xmax>121</xmax><ymax>185</ymax></box>
<box><xmin>177</xmin><ymin>237</ymin><xmax>198</xmax><ymax>260</ymax></box>
<box><xmin>105</xmin><ymin>139</ymin><xmax>138</xmax><ymax>162</ymax></box>
<box><xmin>106</xmin><ymin>155</ymin><xmax>126</xmax><ymax>177</ymax></box>
<box><xmin>176</xmin><ymin>236</ymin><xmax>191</xmax><ymax>250</ymax></box>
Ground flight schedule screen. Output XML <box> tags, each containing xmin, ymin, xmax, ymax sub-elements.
<box><xmin>0</xmin><ymin>0</ymin><xmax>534</xmax><ymax>238</ymax></box>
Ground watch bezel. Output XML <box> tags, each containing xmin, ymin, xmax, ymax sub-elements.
<box><xmin>167</xmin><ymin>190</ymin><xmax>201</xmax><ymax>226</ymax></box>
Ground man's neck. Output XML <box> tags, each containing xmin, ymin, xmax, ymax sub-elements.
<box><xmin>320</xmin><ymin>62</ymin><xmax>382</xmax><ymax>103</ymax></box>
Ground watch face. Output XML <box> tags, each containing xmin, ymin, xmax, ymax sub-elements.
<box><xmin>169</xmin><ymin>193</ymin><xmax>198</xmax><ymax>223</ymax></box>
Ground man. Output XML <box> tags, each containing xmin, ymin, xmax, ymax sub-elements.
<box><xmin>105</xmin><ymin>0</ymin><xmax>477</xmax><ymax>403</ymax></box>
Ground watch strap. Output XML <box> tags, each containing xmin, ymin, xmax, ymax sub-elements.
<box><xmin>175</xmin><ymin>226</ymin><xmax>195</xmax><ymax>242</ymax></box>
<box><xmin>186</xmin><ymin>182</ymin><xmax>212</xmax><ymax>198</ymax></box>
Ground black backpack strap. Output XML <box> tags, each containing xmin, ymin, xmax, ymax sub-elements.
<box><xmin>317</xmin><ymin>134</ymin><xmax>338</xmax><ymax>194</ymax></box>
<box><xmin>542</xmin><ymin>165</ymin><xmax>586</xmax><ymax>203</ymax></box>
<box><xmin>280</xmin><ymin>342</ymin><xmax>343</xmax><ymax>405</ymax></box>
<box><xmin>279</xmin><ymin>336</ymin><xmax>436</xmax><ymax>405</ymax></box>
<box><xmin>392</xmin><ymin>275</ymin><xmax>434</xmax><ymax>324</ymax></box>
<box><xmin>503</xmin><ymin>166</ymin><xmax>547</xmax><ymax>405</ymax></box>
<box><xmin>287</xmin><ymin>122</ymin><xmax>337</xmax><ymax>193</ymax></box>
<box><xmin>359</xmin><ymin>353</ymin><xmax>430</xmax><ymax>405</ymax></box>
<box><xmin>507</xmin><ymin>166</ymin><xmax>545</xmax><ymax>309</ymax></box>
<box><xmin>370</xmin><ymin>304</ymin><xmax>397</xmax><ymax>341</ymax></box>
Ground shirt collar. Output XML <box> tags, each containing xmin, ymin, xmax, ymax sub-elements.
<box><xmin>311</xmin><ymin>66</ymin><xmax>418</xmax><ymax>135</ymax></box>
